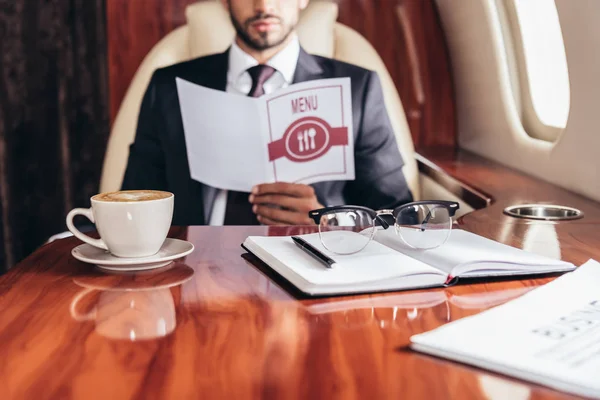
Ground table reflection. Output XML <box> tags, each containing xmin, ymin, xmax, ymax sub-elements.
<box><xmin>306</xmin><ymin>291</ymin><xmax>451</xmax><ymax>331</ymax></box>
<box><xmin>304</xmin><ymin>285</ymin><xmax>539</xmax><ymax>332</ymax></box>
<box><xmin>69</xmin><ymin>262</ymin><xmax>194</xmax><ymax>341</ymax></box>
<box><xmin>478</xmin><ymin>375</ymin><xmax>531</xmax><ymax>400</ymax></box>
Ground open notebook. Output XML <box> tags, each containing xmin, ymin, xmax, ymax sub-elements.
<box><xmin>242</xmin><ymin>229</ymin><xmax>575</xmax><ymax>296</ymax></box>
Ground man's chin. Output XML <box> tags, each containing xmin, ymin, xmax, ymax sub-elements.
<box><xmin>246</xmin><ymin>35</ymin><xmax>286</xmax><ymax>51</ymax></box>
<box><xmin>250</xmin><ymin>29</ymin><xmax>281</xmax><ymax>42</ymax></box>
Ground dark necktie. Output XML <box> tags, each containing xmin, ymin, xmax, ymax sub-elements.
<box><xmin>223</xmin><ymin>65</ymin><xmax>277</xmax><ymax>225</ymax></box>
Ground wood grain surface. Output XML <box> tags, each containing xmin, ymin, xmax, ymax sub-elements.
<box><xmin>0</xmin><ymin>149</ymin><xmax>595</xmax><ymax>399</ymax></box>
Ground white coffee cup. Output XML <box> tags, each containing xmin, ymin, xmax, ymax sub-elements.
<box><xmin>66</xmin><ymin>190</ymin><xmax>174</xmax><ymax>258</ymax></box>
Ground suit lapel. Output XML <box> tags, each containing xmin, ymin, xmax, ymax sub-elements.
<box><xmin>185</xmin><ymin>49</ymin><xmax>229</xmax><ymax>91</ymax></box>
<box><xmin>203</xmin><ymin>50</ymin><xmax>229</xmax><ymax>91</ymax></box>
<box><xmin>293</xmin><ymin>48</ymin><xmax>326</xmax><ymax>83</ymax></box>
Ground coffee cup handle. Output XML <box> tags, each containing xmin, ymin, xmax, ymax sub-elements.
<box><xmin>70</xmin><ymin>288</ymin><xmax>97</xmax><ymax>321</ymax></box>
<box><xmin>66</xmin><ymin>208</ymin><xmax>108</xmax><ymax>251</ymax></box>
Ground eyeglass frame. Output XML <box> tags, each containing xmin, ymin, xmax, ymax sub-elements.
<box><xmin>308</xmin><ymin>200</ymin><xmax>460</xmax><ymax>253</ymax></box>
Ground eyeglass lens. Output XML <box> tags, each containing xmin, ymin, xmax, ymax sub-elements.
<box><xmin>395</xmin><ymin>204</ymin><xmax>452</xmax><ymax>249</ymax></box>
<box><xmin>317</xmin><ymin>209</ymin><xmax>375</xmax><ymax>254</ymax></box>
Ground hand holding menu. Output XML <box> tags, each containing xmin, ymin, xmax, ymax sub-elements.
<box><xmin>176</xmin><ymin>77</ymin><xmax>354</xmax><ymax>191</ymax></box>
<box><xmin>410</xmin><ymin>259</ymin><xmax>600</xmax><ymax>399</ymax></box>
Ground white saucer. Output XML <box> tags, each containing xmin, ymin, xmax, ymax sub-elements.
<box><xmin>71</xmin><ymin>238</ymin><xmax>195</xmax><ymax>271</ymax></box>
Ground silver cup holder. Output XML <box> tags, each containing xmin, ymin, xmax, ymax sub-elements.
<box><xmin>503</xmin><ymin>204</ymin><xmax>583</xmax><ymax>221</ymax></box>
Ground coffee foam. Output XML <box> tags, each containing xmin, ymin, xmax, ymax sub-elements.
<box><xmin>93</xmin><ymin>190</ymin><xmax>171</xmax><ymax>202</ymax></box>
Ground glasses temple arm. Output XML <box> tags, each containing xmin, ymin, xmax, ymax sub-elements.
<box><xmin>375</xmin><ymin>215</ymin><xmax>390</xmax><ymax>229</ymax></box>
<box><xmin>420</xmin><ymin>203</ymin><xmax>457</xmax><ymax>231</ymax></box>
<box><xmin>420</xmin><ymin>209</ymin><xmax>435</xmax><ymax>232</ymax></box>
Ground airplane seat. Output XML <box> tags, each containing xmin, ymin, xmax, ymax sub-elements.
<box><xmin>99</xmin><ymin>0</ymin><xmax>420</xmax><ymax>200</ymax></box>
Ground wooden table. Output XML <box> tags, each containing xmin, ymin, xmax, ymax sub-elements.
<box><xmin>1</xmin><ymin>149</ymin><xmax>597</xmax><ymax>399</ymax></box>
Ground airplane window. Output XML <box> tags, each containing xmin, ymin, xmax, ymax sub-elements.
<box><xmin>508</xmin><ymin>0</ymin><xmax>570</xmax><ymax>139</ymax></box>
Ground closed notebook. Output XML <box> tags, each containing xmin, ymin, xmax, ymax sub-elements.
<box><xmin>242</xmin><ymin>229</ymin><xmax>575</xmax><ymax>296</ymax></box>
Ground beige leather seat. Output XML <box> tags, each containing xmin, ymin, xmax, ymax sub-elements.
<box><xmin>100</xmin><ymin>0</ymin><xmax>419</xmax><ymax>199</ymax></box>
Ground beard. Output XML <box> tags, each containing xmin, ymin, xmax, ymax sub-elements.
<box><xmin>230</xmin><ymin>10</ymin><xmax>296</xmax><ymax>51</ymax></box>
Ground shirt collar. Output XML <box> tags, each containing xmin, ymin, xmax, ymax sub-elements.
<box><xmin>265</xmin><ymin>35</ymin><xmax>300</xmax><ymax>84</ymax></box>
<box><xmin>227</xmin><ymin>35</ymin><xmax>300</xmax><ymax>86</ymax></box>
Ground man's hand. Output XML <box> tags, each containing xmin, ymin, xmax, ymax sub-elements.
<box><xmin>249</xmin><ymin>182</ymin><xmax>323</xmax><ymax>225</ymax></box>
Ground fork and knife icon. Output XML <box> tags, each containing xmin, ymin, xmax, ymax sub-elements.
<box><xmin>297</xmin><ymin>128</ymin><xmax>317</xmax><ymax>152</ymax></box>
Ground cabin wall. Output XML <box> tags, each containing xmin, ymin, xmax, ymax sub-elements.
<box><xmin>436</xmin><ymin>0</ymin><xmax>600</xmax><ymax>203</ymax></box>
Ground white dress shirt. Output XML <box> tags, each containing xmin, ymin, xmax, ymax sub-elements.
<box><xmin>208</xmin><ymin>36</ymin><xmax>301</xmax><ymax>225</ymax></box>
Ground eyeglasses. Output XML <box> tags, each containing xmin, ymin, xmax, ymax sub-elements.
<box><xmin>308</xmin><ymin>201</ymin><xmax>460</xmax><ymax>255</ymax></box>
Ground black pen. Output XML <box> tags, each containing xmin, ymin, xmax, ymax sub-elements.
<box><xmin>291</xmin><ymin>236</ymin><xmax>337</xmax><ymax>269</ymax></box>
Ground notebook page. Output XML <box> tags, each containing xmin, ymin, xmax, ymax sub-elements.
<box><xmin>410</xmin><ymin>259</ymin><xmax>600</xmax><ymax>399</ymax></box>
<box><xmin>373</xmin><ymin>228</ymin><xmax>573</xmax><ymax>276</ymax></box>
<box><xmin>247</xmin><ymin>232</ymin><xmax>445</xmax><ymax>286</ymax></box>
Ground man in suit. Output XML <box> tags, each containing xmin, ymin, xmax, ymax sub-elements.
<box><xmin>122</xmin><ymin>0</ymin><xmax>413</xmax><ymax>226</ymax></box>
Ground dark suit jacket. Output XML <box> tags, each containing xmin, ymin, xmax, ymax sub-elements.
<box><xmin>122</xmin><ymin>48</ymin><xmax>413</xmax><ymax>225</ymax></box>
